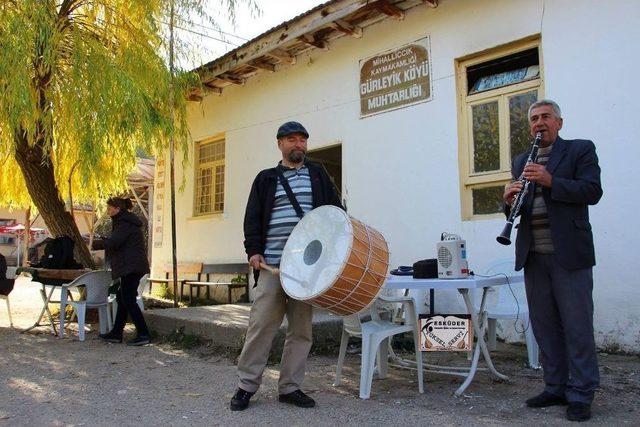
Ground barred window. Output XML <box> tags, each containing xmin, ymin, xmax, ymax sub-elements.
<box><xmin>194</xmin><ymin>137</ymin><xmax>225</xmax><ymax>215</ymax></box>
<box><xmin>456</xmin><ymin>38</ymin><xmax>542</xmax><ymax>219</ymax></box>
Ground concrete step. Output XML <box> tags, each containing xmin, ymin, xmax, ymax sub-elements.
<box><xmin>144</xmin><ymin>304</ymin><xmax>344</xmax><ymax>355</ymax></box>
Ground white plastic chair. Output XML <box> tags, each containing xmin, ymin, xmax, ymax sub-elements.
<box><xmin>108</xmin><ymin>274</ymin><xmax>149</xmax><ymax>321</ymax></box>
<box><xmin>482</xmin><ymin>259</ymin><xmax>540</xmax><ymax>369</ymax></box>
<box><xmin>334</xmin><ymin>295</ymin><xmax>424</xmax><ymax>399</ymax></box>
<box><xmin>59</xmin><ymin>270</ymin><xmax>113</xmax><ymax>341</ymax></box>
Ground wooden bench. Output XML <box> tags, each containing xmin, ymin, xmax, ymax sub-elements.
<box><xmin>183</xmin><ymin>263</ymin><xmax>250</xmax><ymax>304</ymax></box>
<box><xmin>147</xmin><ymin>262</ymin><xmax>203</xmax><ymax>298</ymax></box>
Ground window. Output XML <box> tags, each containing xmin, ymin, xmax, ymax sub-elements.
<box><xmin>456</xmin><ymin>37</ymin><xmax>543</xmax><ymax>219</ymax></box>
<box><xmin>194</xmin><ymin>136</ymin><xmax>225</xmax><ymax>215</ymax></box>
<box><xmin>0</xmin><ymin>219</ymin><xmax>16</xmax><ymax>245</ymax></box>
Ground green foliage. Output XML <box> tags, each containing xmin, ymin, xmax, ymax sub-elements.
<box><xmin>0</xmin><ymin>0</ymin><xmax>257</xmax><ymax>210</ymax></box>
<box><xmin>231</xmin><ymin>274</ymin><xmax>246</xmax><ymax>284</ymax></box>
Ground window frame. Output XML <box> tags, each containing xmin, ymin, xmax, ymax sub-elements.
<box><xmin>193</xmin><ymin>134</ymin><xmax>226</xmax><ymax>217</ymax></box>
<box><xmin>455</xmin><ymin>36</ymin><xmax>543</xmax><ymax>220</ymax></box>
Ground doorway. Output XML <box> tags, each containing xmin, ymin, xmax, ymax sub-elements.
<box><xmin>307</xmin><ymin>144</ymin><xmax>344</xmax><ymax>209</ymax></box>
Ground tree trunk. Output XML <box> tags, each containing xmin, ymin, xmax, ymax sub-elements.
<box><xmin>14</xmin><ymin>132</ymin><xmax>95</xmax><ymax>268</ymax></box>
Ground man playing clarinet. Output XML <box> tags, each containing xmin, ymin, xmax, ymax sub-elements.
<box><xmin>503</xmin><ymin>99</ymin><xmax>602</xmax><ymax>422</ymax></box>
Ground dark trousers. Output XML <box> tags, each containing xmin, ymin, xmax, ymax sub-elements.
<box><xmin>112</xmin><ymin>272</ymin><xmax>149</xmax><ymax>337</ymax></box>
<box><xmin>524</xmin><ymin>253</ymin><xmax>599</xmax><ymax>404</ymax></box>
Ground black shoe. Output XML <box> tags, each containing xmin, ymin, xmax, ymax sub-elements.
<box><xmin>278</xmin><ymin>390</ymin><xmax>315</xmax><ymax>408</ymax></box>
<box><xmin>526</xmin><ymin>391</ymin><xmax>568</xmax><ymax>408</ymax></box>
<box><xmin>230</xmin><ymin>388</ymin><xmax>254</xmax><ymax>411</ymax></box>
<box><xmin>99</xmin><ymin>332</ymin><xmax>123</xmax><ymax>343</ymax></box>
<box><xmin>126</xmin><ymin>335</ymin><xmax>150</xmax><ymax>346</ymax></box>
<box><xmin>567</xmin><ymin>402</ymin><xmax>591</xmax><ymax>422</ymax></box>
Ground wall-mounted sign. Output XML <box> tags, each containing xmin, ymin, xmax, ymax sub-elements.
<box><xmin>360</xmin><ymin>37</ymin><xmax>432</xmax><ymax>117</ymax></box>
<box><xmin>153</xmin><ymin>155</ymin><xmax>165</xmax><ymax>248</ymax></box>
<box><xmin>419</xmin><ymin>314</ymin><xmax>473</xmax><ymax>352</ymax></box>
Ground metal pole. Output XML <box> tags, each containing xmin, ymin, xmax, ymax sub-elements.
<box><xmin>16</xmin><ymin>234</ymin><xmax>21</xmax><ymax>267</ymax></box>
<box><xmin>168</xmin><ymin>0</ymin><xmax>179</xmax><ymax>308</ymax></box>
<box><xmin>24</xmin><ymin>206</ymin><xmax>31</xmax><ymax>267</ymax></box>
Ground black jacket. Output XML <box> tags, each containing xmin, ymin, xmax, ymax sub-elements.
<box><xmin>243</xmin><ymin>160</ymin><xmax>343</xmax><ymax>260</ymax></box>
<box><xmin>0</xmin><ymin>253</ymin><xmax>6</xmax><ymax>280</ymax></box>
<box><xmin>509</xmin><ymin>137</ymin><xmax>602</xmax><ymax>271</ymax></box>
<box><xmin>93</xmin><ymin>210</ymin><xmax>149</xmax><ymax>279</ymax></box>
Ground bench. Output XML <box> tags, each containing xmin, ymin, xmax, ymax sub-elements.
<box><xmin>147</xmin><ymin>262</ymin><xmax>203</xmax><ymax>298</ymax></box>
<box><xmin>183</xmin><ymin>263</ymin><xmax>250</xmax><ymax>304</ymax></box>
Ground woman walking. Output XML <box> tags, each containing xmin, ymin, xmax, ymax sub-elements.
<box><xmin>94</xmin><ymin>197</ymin><xmax>150</xmax><ymax>346</ymax></box>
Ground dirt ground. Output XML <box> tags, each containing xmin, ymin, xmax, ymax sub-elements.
<box><xmin>1</xmin><ymin>279</ymin><xmax>638</xmax><ymax>426</ymax></box>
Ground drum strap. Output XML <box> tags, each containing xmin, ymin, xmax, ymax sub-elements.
<box><xmin>276</xmin><ymin>170</ymin><xmax>305</xmax><ymax>219</ymax></box>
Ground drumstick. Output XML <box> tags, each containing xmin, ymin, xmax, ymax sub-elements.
<box><xmin>259</xmin><ymin>262</ymin><xmax>279</xmax><ymax>275</ymax></box>
<box><xmin>259</xmin><ymin>262</ymin><xmax>309</xmax><ymax>288</ymax></box>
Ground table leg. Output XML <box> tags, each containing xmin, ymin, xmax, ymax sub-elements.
<box><xmin>21</xmin><ymin>284</ymin><xmax>57</xmax><ymax>334</ymax></box>
<box><xmin>59</xmin><ymin>287</ymin><xmax>68</xmax><ymax>338</ymax></box>
<box><xmin>42</xmin><ymin>287</ymin><xmax>58</xmax><ymax>335</ymax></box>
<box><xmin>472</xmin><ymin>289</ymin><xmax>508</xmax><ymax>381</ymax></box>
<box><xmin>455</xmin><ymin>288</ymin><xmax>508</xmax><ymax>397</ymax></box>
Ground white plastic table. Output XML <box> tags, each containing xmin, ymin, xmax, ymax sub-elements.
<box><xmin>384</xmin><ymin>273</ymin><xmax>524</xmax><ymax>396</ymax></box>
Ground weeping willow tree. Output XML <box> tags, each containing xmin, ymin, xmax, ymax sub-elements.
<box><xmin>0</xmin><ymin>0</ymin><xmax>256</xmax><ymax>267</ymax></box>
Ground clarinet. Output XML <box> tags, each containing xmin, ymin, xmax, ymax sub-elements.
<box><xmin>496</xmin><ymin>132</ymin><xmax>543</xmax><ymax>245</ymax></box>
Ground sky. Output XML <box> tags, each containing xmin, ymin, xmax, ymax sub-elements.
<box><xmin>177</xmin><ymin>0</ymin><xmax>327</xmax><ymax>69</ymax></box>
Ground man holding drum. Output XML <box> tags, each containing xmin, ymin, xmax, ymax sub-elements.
<box><xmin>230</xmin><ymin>121</ymin><xmax>342</xmax><ymax>411</ymax></box>
<box><xmin>502</xmin><ymin>99</ymin><xmax>602</xmax><ymax>422</ymax></box>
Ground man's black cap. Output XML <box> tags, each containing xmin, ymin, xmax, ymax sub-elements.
<box><xmin>276</xmin><ymin>121</ymin><xmax>309</xmax><ymax>139</ymax></box>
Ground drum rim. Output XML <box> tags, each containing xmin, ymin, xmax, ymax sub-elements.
<box><xmin>322</xmin><ymin>221</ymin><xmax>390</xmax><ymax>314</ymax></box>
<box><xmin>280</xmin><ymin>205</ymin><xmax>354</xmax><ymax>300</ymax></box>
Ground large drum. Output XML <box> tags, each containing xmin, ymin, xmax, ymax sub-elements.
<box><xmin>279</xmin><ymin>205</ymin><xmax>389</xmax><ymax>316</ymax></box>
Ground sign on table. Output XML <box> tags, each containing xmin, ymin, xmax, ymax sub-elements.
<box><xmin>419</xmin><ymin>314</ymin><xmax>473</xmax><ymax>352</ymax></box>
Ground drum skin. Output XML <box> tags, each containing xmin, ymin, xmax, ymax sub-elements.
<box><xmin>280</xmin><ymin>206</ymin><xmax>389</xmax><ymax>316</ymax></box>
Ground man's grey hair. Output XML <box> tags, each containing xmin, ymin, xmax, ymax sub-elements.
<box><xmin>528</xmin><ymin>99</ymin><xmax>562</xmax><ymax>119</ymax></box>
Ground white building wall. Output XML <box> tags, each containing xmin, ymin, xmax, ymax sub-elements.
<box><xmin>153</xmin><ymin>0</ymin><xmax>640</xmax><ymax>351</ymax></box>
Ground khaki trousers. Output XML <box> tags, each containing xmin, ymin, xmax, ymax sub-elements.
<box><xmin>237</xmin><ymin>271</ymin><xmax>313</xmax><ymax>394</ymax></box>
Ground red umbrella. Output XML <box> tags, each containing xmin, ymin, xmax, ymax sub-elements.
<box><xmin>0</xmin><ymin>224</ymin><xmax>46</xmax><ymax>235</ymax></box>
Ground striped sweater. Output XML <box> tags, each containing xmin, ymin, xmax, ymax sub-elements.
<box><xmin>529</xmin><ymin>144</ymin><xmax>554</xmax><ymax>254</ymax></box>
<box><xmin>263</xmin><ymin>164</ymin><xmax>313</xmax><ymax>266</ymax></box>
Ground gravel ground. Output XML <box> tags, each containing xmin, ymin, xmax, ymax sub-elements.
<box><xmin>1</xmin><ymin>278</ymin><xmax>638</xmax><ymax>426</ymax></box>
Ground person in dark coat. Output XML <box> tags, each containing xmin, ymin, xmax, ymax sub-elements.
<box><xmin>0</xmin><ymin>253</ymin><xmax>6</xmax><ymax>280</ymax></box>
<box><xmin>503</xmin><ymin>99</ymin><xmax>602</xmax><ymax>422</ymax></box>
<box><xmin>230</xmin><ymin>121</ymin><xmax>343</xmax><ymax>411</ymax></box>
<box><xmin>93</xmin><ymin>197</ymin><xmax>150</xmax><ymax>346</ymax></box>
<box><xmin>0</xmin><ymin>253</ymin><xmax>13</xmax><ymax>296</ymax></box>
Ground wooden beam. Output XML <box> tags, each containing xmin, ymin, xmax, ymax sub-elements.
<box><xmin>216</xmin><ymin>73</ymin><xmax>245</xmax><ymax>85</ymax></box>
<box><xmin>202</xmin><ymin>82</ymin><xmax>223</xmax><ymax>95</ymax></box>
<box><xmin>248</xmin><ymin>60</ymin><xmax>276</xmax><ymax>72</ymax></box>
<box><xmin>372</xmin><ymin>0</ymin><xmax>405</xmax><ymax>20</ymax></box>
<box><xmin>267</xmin><ymin>48</ymin><xmax>296</xmax><ymax>65</ymax></box>
<box><xmin>298</xmin><ymin>34</ymin><xmax>328</xmax><ymax>50</ymax></box>
<box><xmin>198</xmin><ymin>0</ymin><xmax>366</xmax><ymax>78</ymax></box>
<box><xmin>329</xmin><ymin>19</ymin><xmax>363</xmax><ymax>38</ymax></box>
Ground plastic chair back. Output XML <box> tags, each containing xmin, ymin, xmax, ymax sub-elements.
<box><xmin>342</xmin><ymin>314</ymin><xmax>362</xmax><ymax>336</ymax></box>
<box><xmin>69</xmin><ymin>271</ymin><xmax>112</xmax><ymax>306</ymax></box>
<box><xmin>137</xmin><ymin>273</ymin><xmax>150</xmax><ymax>296</ymax></box>
<box><xmin>483</xmin><ymin>259</ymin><xmax>526</xmax><ymax>316</ymax></box>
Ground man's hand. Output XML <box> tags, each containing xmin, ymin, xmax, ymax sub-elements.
<box><xmin>503</xmin><ymin>181</ymin><xmax>523</xmax><ymax>205</ymax></box>
<box><xmin>523</xmin><ymin>164</ymin><xmax>553</xmax><ymax>187</ymax></box>
<box><xmin>249</xmin><ymin>254</ymin><xmax>265</xmax><ymax>270</ymax></box>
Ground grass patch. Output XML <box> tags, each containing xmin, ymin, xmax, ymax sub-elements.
<box><xmin>162</xmin><ymin>327</ymin><xmax>202</xmax><ymax>349</ymax></box>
